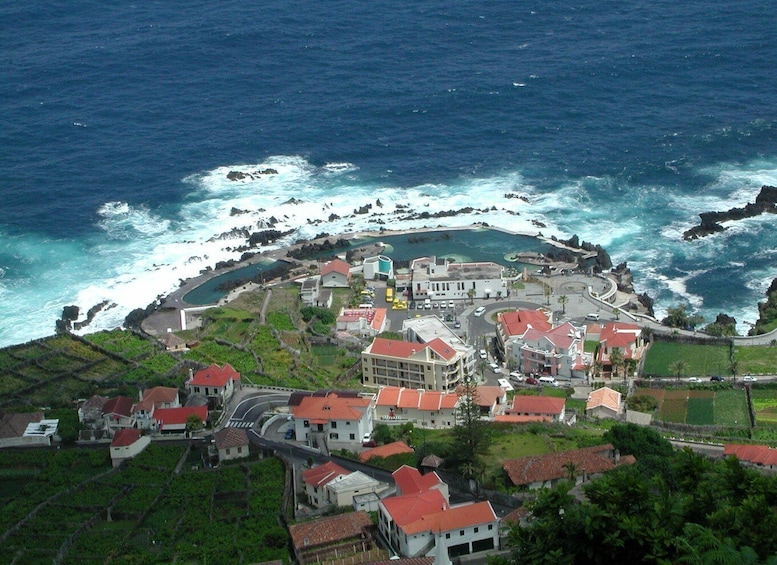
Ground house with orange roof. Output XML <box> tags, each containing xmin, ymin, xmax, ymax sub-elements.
<box><xmin>302</xmin><ymin>461</ymin><xmax>351</xmax><ymax>507</ymax></box>
<box><xmin>724</xmin><ymin>444</ymin><xmax>777</xmax><ymax>471</ymax></box>
<box><xmin>110</xmin><ymin>429</ymin><xmax>150</xmax><ymax>467</ymax></box>
<box><xmin>134</xmin><ymin>386</ymin><xmax>180</xmax><ymax>429</ymax></box>
<box><xmin>291</xmin><ymin>392</ymin><xmax>374</xmax><ymax>450</ymax></box>
<box><xmin>378</xmin><ymin>466</ymin><xmax>499</xmax><ymax>562</ymax></box>
<box><xmin>504</xmin><ymin>395</ymin><xmax>566</xmax><ymax>422</ymax></box>
<box><xmin>153</xmin><ymin>405</ymin><xmax>208</xmax><ymax>434</ymax></box>
<box><xmin>359</xmin><ymin>440</ymin><xmax>415</xmax><ymax>463</ymax></box>
<box><xmin>497</xmin><ymin>311</ymin><xmax>587</xmax><ymax>378</ymax></box>
<box><xmin>403</xmin><ymin>256</ymin><xmax>505</xmax><ymax>301</ymax></box>
<box><xmin>586</xmin><ymin>386</ymin><xmax>622</xmax><ymax>419</ymax></box>
<box><xmin>362</xmin><ymin>337</ymin><xmax>473</xmax><ymax>392</ymax></box>
<box><xmin>337</xmin><ymin>307</ymin><xmax>388</xmax><ymax>337</ymax></box>
<box><xmin>374</xmin><ymin>387</ymin><xmax>460</xmax><ymax>429</ymax></box>
<box><xmin>321</xmin><ymin>258</ymin><xmax>352</xmax><ymax>287</ymax></box>
<box><xmin>186</xmin><ymin>364</ymin><xmax>241</xmax><ymax>407</ymax></box>
<box><xmin>289</xmin><ymin>511</ymin><xmax>374</xmax><ymax>565</ymax></box>
<box><xmin>502</xmin><ymin>444</ymin><xmax>634</xmax><ymax>489</ymax></box>
<box><xmin>594</xmin><ymin>322</ymin><xmax>646</xmax><ymax>378</ymax></box>
<box><xmin>460</xmin><ymin>385</ymin><xmax>508</xmax><ymax>418</ymax></box>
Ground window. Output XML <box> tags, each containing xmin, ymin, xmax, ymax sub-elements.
<box><xmin>237</xmin><ymin>447</ymin><xmax>242</xmax><ymax>453</ymax></box>
<box><xmin>349</xmin><ymin>434</ymin><xmax>355</xmax><ymax>440</ymax></box>
<box><xmin>488</xmin><ymin>524</ymin><xmax>493</xmax><ymax>530</ymax></box>
<box><xmin>304</xmin><ymin>420</ymin><xmax>310</xmax><ymax>427</ymax></box>
<box><xmin>331</xmin><ymin>421</ymin><xmax>337</xmax><ymax>429</ymax></box>
<box><xmin>226</xmin><ymin>448</ymin><xmax>230</xmax><ymax>455</ymax></box>
<box><xmin>460</xmin><ymin>530</ymin><xmax>464</xmax><ymax>536</ymax></box>
<box><xmin>474</xmin><ymin>527</ymin><xmax>479</xmax><ymax>533</ymax></box>
<box><xmin>445</xmin><ymin>533</ymin><xmax>451</xmax><ymax>539</ymax></box>
<box><xmin>346</xmin><ymin>421</ymin><xmax>351</xmax><ymax>426</ymax></box>
<box><xmin>329</xmin><ymin>432</ymin><xmax>339</xmax><ymax>440</ymax></box>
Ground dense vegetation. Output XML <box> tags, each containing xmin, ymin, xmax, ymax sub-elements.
<box><xmin>0</xmin><ymin>445</ymin><xmax>288</xmax><ymax>564</ymax></box>
<box><xmin>507</xmin><ymin>425</ymin><xmax>777</xmax><ymax>564</ymax></box>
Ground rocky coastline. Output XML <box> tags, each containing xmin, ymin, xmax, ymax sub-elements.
<box><xmin>683</xmin><ymin>185</ymin><xmax>777</xmax><ymax>240</ymax></box>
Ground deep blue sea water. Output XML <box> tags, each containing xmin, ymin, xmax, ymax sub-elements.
<box><xmin>2</xmin><ymin>0</ymin><xmax>777</xmax><ymax>346</ymax></box>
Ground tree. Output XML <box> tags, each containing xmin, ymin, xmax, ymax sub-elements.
<box><xmin>186</xmin><ymin>414</ymin><xmax>204</xmax><ymax>433</ymax></box>
<box><xmin>670</xmin><ymin>359</ymin><xmax>688</xmax><ymax>380</ymax></box>
<box><xmin>558</xmin><ymin>294</ymin><xmax>569</xmax><ymax>314</ymax></box>
<box><xmin>613</xmin><ymin>307</ymin><xmax>621</xmax><ymax>321</ymax></box>
<box><xmin>467</xmin><ymin>288</ymin><xmax>476</xmax><ymax>305</ymax></box>
<box><xmin>662</xmin><ymin>304</ymin><xmax>704</xmax><ymax>330</ymax></box>
<box><xmin>609</xmin><ymin>348</ymin><xmax>624</xmax><ymax>380</ymax></box>
<box><xmin>729</xmin><ymin>359</ymin><xmax>739</xmax><ymax>381</ymax></box>
<box><xmin>544</xmin><ymin>284</ymin><xmax>552</xmax><ymax>306</ymax></box>
<box><xmin>452</xmin><ymin>375</ymin><xmax>491</xmax><ymax>470</ymax></box>
<box><xmin>604</xmin><ymin>423</ymin><xmax>674</xmax><ymax>458</ymax></box>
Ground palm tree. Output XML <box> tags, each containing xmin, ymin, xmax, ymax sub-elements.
<box><xmin>729</xmin><ymin>359</ymin><xmax>739</xmax><ymax>382</ymax></box>
<box><xmin>558</xmin><ymin>294</ymin><xmax>568</xmax><ymax>314</ymax></box>
<box><xmin>613</xmin><ymin>307</ymin><xmax>621</xmax><ymax>321</ymax></box>
<box><xmin>670</xmin><ymin>359</ymin><xmax>688</xmax><ymax>381</ymax></box>
<box><xmin>609</xmin><ymin>348</ymin><xmax>624</xmax><ymax>381</ymax></box>
<box><xmin>467</xmin><ymin>288</ymin><xmax>476</xmax><ymax>305</ymax></box>
<box><xmin>544</xmin><ymin>284</ymin><xmax>552</xmax><ymax>305</ymax></box>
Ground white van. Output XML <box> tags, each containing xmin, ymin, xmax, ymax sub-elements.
<box><xmin>538</xmin><ymin>376</ymin><xmax>559</xmax><ymax>387</ymax></box>
<box><xmin>585</xmin><ymin>313</ymin><xmax>600</xmax><ymax>321</ymax></box>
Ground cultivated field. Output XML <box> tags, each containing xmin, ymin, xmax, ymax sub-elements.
<box><xmin>634</xmin><ymin>387</ymin><xmax>749</xmax><ymax>426</ymax></box>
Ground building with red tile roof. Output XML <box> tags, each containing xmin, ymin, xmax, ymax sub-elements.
<box><xmin>374</xmin><ymin>387</ymin><xmax>460</xmax><ymax>429</ymax></box>
<box><xmin>724</xmin><ymin>444</ymin><xmax>777</xmax><ymax>470</ymax></box>
<box><xmin>102</xmin><ymin>396</ymin><xmax>136</xmax><ymax>433</ymax></box>
<box><xmin>109</xmin><ymin>429</ymin><xmax>150</xmax><ymax>467</ymax></box>
<box><xmin>362</xmin><ymin>337</ymin><xmax>473</xmax><ymax>392</ymax></box>
<box><xmin>502</xmin><ymin>444</ymin><xmax>633</xmax><ymax>489</ymax></box>
<box><xmin>213</xmin><ymin>427</ymin><xmax>249</xmax><ymax>462</ymax></box>
<box><xmin>321</xmin><ymin>258</ymin><xmax>352</xmax><ymax>287</ymax></box>
<box><xmin>291</xmin><ymin>392</ymin><xmax>374</xmax><ymax>451</ymax></box>
<box><xmin>586</xmin><ymin>386</ymin><xmax>622</xmax><ymax>419</ymax></box>
<box><xmin>505</xmin><ymin>395</ymin><xmax>566</xmax><ymax>422</ymax></box>
<box><xmin>186</xmin><ymin>364</ymin><xmax>241</xmax><ymax>406</ymax></box>
<box><xmin>134</xmin><ymin>386</ymin><xmax>181</xmax><ymax>429</ymax></box>
<box><xmin>289</xmin><ymin>511</ymin><xmax>374</xmax><ymax>565</ymax></box>
<box><xmin>359</xmin><ymin>441</ymin><xmax>415</xmax><ymax>463</ymax></box>
<box><xmin>302</xmin><ymin>461</ymin><xmax>351</xmax><ymax>507</ymax></box>
<box><xmin>337</xmin><ymin>307</ymin><xmax>388</xmax><ymax>337</ymax></box>
<box><xmin>153</xmin><ymin>405</ymin><xmax>207</xmax><ymax>434</ymax></box>
<box><xmin>497</xmin><ymin>311</ymin><xmax>587</xmax><ymax>378</ymax></box>
<box><xmin>378</xmin><ymin>467</ymin><xmax>500</xmax><ymax>561</ymax></box>
<box><xmin>78</xmin><ymin>395</ymin><xmax>109</xmax><ymax>425</ymax></box>
<box><xmin>457</xmin><ymin>385</ymin><xmax>508</xmax><ymax>418</ymax></box>
<box><xmin>594</xmin><ymin>322</ymin><xmax>646</xmax><ymax>378</ymax></box>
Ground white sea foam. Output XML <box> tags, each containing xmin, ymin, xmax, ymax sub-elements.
<box><xmin>3</xmin><ymin>155</ymin><xmax>777</xmax><ymax>348</ymax></box>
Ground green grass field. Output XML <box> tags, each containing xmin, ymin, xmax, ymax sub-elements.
<box><xmin>751</xmin><ymin>388</ymin><xmax>777</xmax><ymax>424</ymax></box>
<box><xmin>642</xmin><ymin>341</ymin><xmax>730</xmax><ymax>377</ymax></box>
<box><xmin>713</xmin><ymin>389</ymin><xmax>750</xmax><ymax>426</ymax></box>
<box><xmin>734</xmin><ymin>345</ymin><xmax>777</xmax><ymax>375</ymax></box>
<box><xmin>635</xmin><ymin>387</ymin><xmax>748</xmax><ymax>426</ymax></box>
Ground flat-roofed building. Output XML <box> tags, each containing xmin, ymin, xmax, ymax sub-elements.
<box><xmin>402</xmin><ymin>256</ymin><xmax>505</xmax><ymax>301</ymax></box>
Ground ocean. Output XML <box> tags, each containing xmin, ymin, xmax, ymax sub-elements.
<box><xmin>2</xmin><ymin>0</ymin><xmax>777</xmax><ymax>347</ymax></box>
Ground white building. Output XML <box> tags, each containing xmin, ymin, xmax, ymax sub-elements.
<box><xmin>363</xmin><ymin>255</ymin><xmax>394</xmax><ymax>280</ymax></box>
<box><xmin>399</xmin><ymin>256</ymin><xmax>505</xmax><ymax>301</ymax></box>
<box><xmin>291</xmin><ymin>392</ymin><xmax>374</xmax><ymax>451</ymax></box>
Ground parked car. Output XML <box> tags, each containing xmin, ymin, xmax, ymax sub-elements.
<box><xmin>474</xmin><ymin>306</ymin><xmax>486</xmax><ymax>316</ymax></box>
<box><xmin>440</xmin><ymin>302</ymin><xmax>447</xmax><ymax>309</ymax></box>
<box><xmin>479</xmin><ymin>349</ymin><xmax>488</xmax><ymax>359</ymax></box>
<box><xmin>688</xmin><ymin>377</ymin><xmax>702</xmax><ymax>383</ymax></box>
<box><xmin>448</xmin><ymin>301</ymin><xmax>455</xmax><ymax>309</ymax></box>
<box><xmin>453</xmin><ymin>320</ymin><xmax>461</xmax><ymax>329</ymax></box>
<box><xmin>525</xmin><ymin>376</ymin><xmax>539</xmax><ymax>385</ymax></box>
<box><xmin>409</xmin><ymin>301</ymin><xmax>416</xmax><ymax>309</ymax></box>
<box><xmin>585</xmin><ymin>313</ymin><xmax>600</xmax><ymax>321</ymax></box>
<box><xmin>284</xmin><ymin>428</ymin><xmax>295</xmax><ymax>440</ymax></box>
<box><xmin>539</xmin><ymin>376</ymin><xmax>559</xmax><ymax>387</ymax></box>
<box><xmin>743</xmin><ymin>375</ymin><xmax>757</xmax><ymax>382</ymax></box>
<box><xmin>509</xmin><ymin>371</ymin><xmax>524</xmax><ymax>382</ymax></box>
<box><xmin>362</xmin><ymin>439</ymin><xmax>377</xmax><ymax>448</ymax></box>
<box><xmin>489</xmin><ymin>362</ymin><xmax>501</xmax><ymax>373</ymax></box>
<box><xmin>710</xmin><ymin>375</ymin><xmax>724</xmax><ymax>382</ymax></box>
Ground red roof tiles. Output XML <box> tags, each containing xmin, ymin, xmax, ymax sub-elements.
<box><xmin>359</xmin><ymin>441</ymin><xmax>414</xmax><ymax>463</ymax></box>
<box><xmin>368</xmin><ymin>337</ymin><xmax>457</xmax><ymax>361</ymax></box>
<box><xmin>507</xmin><ymin>395</ymin><xmax>566</xmax><ymax>416</ymax></box>
<box><xmin>289</xmin><ymin>511</ymin><xmax>371</xmax><ymax>549</ymax></box>
<box><xmin>302</xmin><ymin>461</ymin><xmax>350</xmax><ymax>488</ymax></box>
<box><xmin>154</xmin><ymin>406</ymin><xmax>207</xmax><ymax>429</ymax></box>
<box><xmin>498</xmin><ymin>309</ymin><xmax>552</xmax><ymax>337</ymax></box>
<box><xmin>292</xmin><ymin>393</ymin><xmax>371</xmax><ymax>422</ymax></box>
<box><xmin>502</xmin><ymin>444</ymin><xmax>628</xmax><ymax>487</ymax></box>
<box><xmin>393</xmin><ymin>465</ymin><xmax>443</xmax><ymax>496</ymax></box>
<box><xmin>189</xmin><ymin>364</ymin><xmax>240</xmax><ymax>388</ymax></box>
<box><xmin>103</xmin><ymin>396</ymin><xmax>134</xmax><ymax>418</ymax></box>
<box><xmin>321</xmin><ymin>259</ymin><xmax>351</xmax><ymax>277</ymax></box>
<box><xmin>213</xmin><ymin>427</ymin><xmax>249</xmax><ymax>450</ymax></box>
<box><xmin>402</xmin><ymin>500</ymin><xmax>497</xmax><ymax>535</ymax></box>
<box><xmin>111</xmin><ymin>428</ymin><xmax>142</xmax><ymax>447</ymax></box>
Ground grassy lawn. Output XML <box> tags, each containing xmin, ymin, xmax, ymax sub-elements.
<box><xmin>686</xmin><ymin>397</ymin><xmax>715</xmax><ymax>425</ymax></box>
<box><xmin>642</xmin><ymin>341</ymin><xmax>730</xmax><ymax>377</ymax></box>
<box><xmin>584</xmin><ymin>340</ymin><xmax>599</xmax><ymax>353</ymax></box>
<box><xmin>713</xmin><ymin>389</ymin><xmax>749</xmax><ymax>426</ymax></box>
<box><xmin>734</xmin><ymin>345</ymin><xmax>777</xmax><ymax>375</ymax></box>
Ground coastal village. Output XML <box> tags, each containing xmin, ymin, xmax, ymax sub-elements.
<box><xmin>3</xmin><ymin>227</ymin><xmax>777</xmax><ymax>563</ymax></box>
